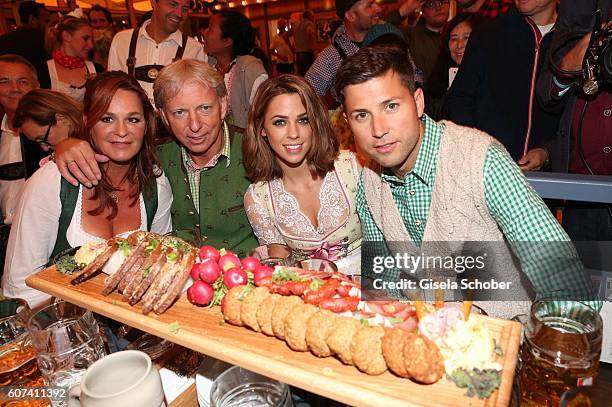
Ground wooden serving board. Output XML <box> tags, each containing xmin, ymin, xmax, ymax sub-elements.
<box><xmin>27</xmin><ymin>267</ymin><xmax>521</xmax><ymax>407</ymax></box>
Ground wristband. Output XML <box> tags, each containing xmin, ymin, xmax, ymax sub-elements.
<box><xmin>552</xmin><ymin>75</ymin><xmax>573</xmax><ymax>96</ymax></box>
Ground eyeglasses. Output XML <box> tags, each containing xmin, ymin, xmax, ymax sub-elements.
<box><xmin>422</xmin><ymin>0</ymin><xmax>449</xmax><ymax>9</ymax></box>
<box><xmin>21</xmin><ymin>121</ymin><xmax>54</xmax><ymax>148</ymax></box>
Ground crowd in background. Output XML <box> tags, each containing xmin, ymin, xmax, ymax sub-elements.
<box><xmin>0</xmin><ymin>0</ymin><xmax>610</xmax><ymax>305</ymax></box>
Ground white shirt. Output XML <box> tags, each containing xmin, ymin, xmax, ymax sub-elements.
<box><xmin>107</xmin><ymin>20</ymin><xmax>208</xmax><ymax>102</ymax></box>
<box><xmin>47</xmin><ymin>59</ymin><xmax>96</xmax><ymax>102</ymax></box>
<box><xmin>0</xmin><ymin>115</ymin><xmax>25</xmax><ymax>225</ymax></box>
<box><xmin>2</xmin><ymin>162</ymin><xmax>173</xmax><ymax>307</ymax></box>
<box><xmin>538</xmin><ymin>23</ymin><xmax>555</xmax><ymax>36</ymax></box>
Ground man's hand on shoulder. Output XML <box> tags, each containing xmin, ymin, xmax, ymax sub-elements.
<box><xmin>518</xmin><ymin>148</ymin><xmax>549</xmax><ymax>172</ymax></box>
<box><xmin>55</xmin><ymin>138</ymin><xmax>109</xmax><ymax>188</ymax></box>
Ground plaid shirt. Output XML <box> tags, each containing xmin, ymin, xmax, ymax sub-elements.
<box><xmin>357</xmin><ymin>115</ymin><xmax>598</xmax><ymax>308</ymax></box>
<box><xmin>305</xmin><ymin>24</ymin><xmax>361</xmax><ymax>100</ymax></box>
<box><xmin>180</xmin><ymin>121</ymin><xmax>231</xmax><ymax>214</ymax></box>
<box><xmin>476</xmin><ymin>0</ymin><xmax>513</xmax><ymax>19</ymax></box>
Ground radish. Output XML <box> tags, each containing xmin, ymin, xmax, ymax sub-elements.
<box><xmin>187</xmin><ymin>281</ymin><xmax>214</xmax><ymax>306</ymax></box>
<box><xmin>190</xmin><ymin>263</ymin><xmax>202</xmax><ymax>281</ymax></box>
<box><xmin>194</xmin><ymin>259</ymin><xmax>221</xmax><ymax>284</ymax></box>
<box><xmin>219</xmin><ymin>248</ymin><xmax>235</xmax><ymax>257</ymax></box>
<box><xmin>199</xmin><ymin>245</ymin><xmax>220</xmax><ymax>263</ymax></box>
<box><xmin>219</xmin><ymin>254</ymin><xmax>241</xmax><ymax>271</ymax></box>
<box><xmin>241</xmin><ymin>256</ymin><xmax>260</xmax><ymax>271</ymax></box>
<box><xmin>253</xmin><ymin>265</ymin><xmax>274</xmax><ymax>286</ymax></box>
<box><xmin>223</xmin><ymin>267</ymin><xmax>248</xmax><ymax>288</ymax></box>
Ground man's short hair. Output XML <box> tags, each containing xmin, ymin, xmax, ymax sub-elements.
<box><xmin>335</xmin><ymin>0</ymin><xmax>359</xmax><ymax>19</ymax></box>
<box><xmin>154</xmin><ymin>59</ymin><xmax>227</xmax><ymax>109</ymax></box>
<box><xmin>89</xmin><ymin>5</ymin><xmax>113</xmax><ymax>26</ymax></box>
<box><xmin>334</xmin><ymin>45</ymin><xmax>416</xmax><ymax>104</ymax></box>
<box><xmin>0</xmin><ymin>54</ymin><xmax>38</xmax><ymax>81</ymax></box>
<box><xmin>18</xmin><ymin>1</ymin><xmax>45</xmax><ymax>24</ymax></box>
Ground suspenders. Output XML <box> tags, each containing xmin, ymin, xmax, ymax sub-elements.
<box><xmin>126</xmin><ymin>27</ymin><xmax>189</xmax><ymax>83</ymax></box>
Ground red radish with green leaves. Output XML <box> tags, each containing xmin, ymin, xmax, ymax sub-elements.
<box><xmin>194</xmin><ymin>259</ymin><xmax>221</xmax><ymax>284</ymax></box>
<box><xmin>219</xmin><ymin>254</ymin><xmax>241</xmax><ymax>271</ymax></box>
<box><xmin>223</xmin><ymin>267</ymin><xmax>248</xmax><ymax>288</ymax></box>
<box><xmin>187</xmin><ymin>280</ymin><xmax>214</xmax><ymax>306</ymax></box>
<box><xmin>241</xmin><ymin>256</ymin><xmax>261</xmax><ymax>271</ymax></box>
<box><xmin>199</xmin><ymin>245</ymin><xmax>220</xmax><ymax>263</ymax></box>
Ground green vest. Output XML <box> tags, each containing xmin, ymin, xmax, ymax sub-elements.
<box><xmin>156</xmin><ymin>129</ymin><xmax>257</xmax><ymax>258</ymax></box>
<box><xmin>50</xmin><ymin>178</ymin><xmax>158</xmax><ymax>261</ymax></box>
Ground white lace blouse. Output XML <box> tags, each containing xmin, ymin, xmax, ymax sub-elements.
<box><xmin>244</xmin><ymin>151</ymin><xmax>362</xmax><ymax>272</ymax></box>
<box><xmin>2</xmin><ymin>162</ymin><xmax>173</xmax><ymax>307</ymax></box>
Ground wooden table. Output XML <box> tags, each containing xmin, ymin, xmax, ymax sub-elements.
<box><xmin>27</xmin><ymin>267</ymin><xmax>521</xmax><ymax>407</ymax></box>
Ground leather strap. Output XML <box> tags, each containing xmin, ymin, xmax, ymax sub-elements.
<box><xmin>174</xmin><ymin>32</ymin><xmax>188</xmax><ymax>61</ymax></box>
<box><xmin>0</xmin><ymin>162</ymin><xmax>25</xmax><ymax>181</ymax></box>
<box><xmin>126</xmin><ymin>29</ymin><xmax>188</xmax><ymax>79</ymax></box>
<box><xmin>127</xmin><ymin>27</ymin><xmax>139</xmax><ymax>77</ymax></box>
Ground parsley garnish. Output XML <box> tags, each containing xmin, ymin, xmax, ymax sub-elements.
<box><xmin>169</xmin><ymin>321</ymin><xmax>181</xmax><ymax>334</ymax></box>
<box><xmin>447</xmin><ymin>369</ymin><xmax>501</xmax><ymax>399</ymax></box>
<box><xmin>56</xmin><ymin>256</ymin><xmax>84</xmax><ymax>275</ymax></box>
<box><xmin>118</xmin><ymin>240</ymin><xmax>131</xmax><ymax>257</ymax></box>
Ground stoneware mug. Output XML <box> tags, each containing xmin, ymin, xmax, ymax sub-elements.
<box><xmin>68</xmin><ymin>350</ymin><xmax>165</xmax><ymax>407</ymax></box>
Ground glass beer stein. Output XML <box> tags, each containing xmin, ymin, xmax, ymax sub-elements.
<box><xmin>0</xmin><ymin>298</ymin><xmax>48</xmax><ymax>407</ymax></box>
<box><xmin>517</xmin><ymin>299</ymin><xmax>603</xmax><ymax>407</ymax></box>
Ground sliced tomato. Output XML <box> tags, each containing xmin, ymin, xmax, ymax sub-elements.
<box><xmin>394</xmin><ymin>316</ymin><xmax>418</xmax><ymax>332</ymax></box>
<box><xmin>393</xmin><ymin>306</ymin><xmax>416</xmax><ymax>322</ymax></box>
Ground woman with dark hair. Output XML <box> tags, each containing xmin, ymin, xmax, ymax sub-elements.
<box><xmin>203</xmin><ymin>10</ymin><xmax>268</xmax><ymax>129</ymax></box>
<box><xmin>44</xmin><ymin>16</ymin><xmax>101</xmax><ymax>101</ymax></box>
<box><xmin>430</xmin><ymin>13</ymin><xmax>483</xmax><ymax>118</ymax></box>
<box><xmin>243</xmin><ymin>75</ymin><xmax>361</xmax><ymax>272</ymax></box>
<box><xmin>2</xmin><ymin>71</ymin><xmax>173</xmax><ymax>307</ymax></box>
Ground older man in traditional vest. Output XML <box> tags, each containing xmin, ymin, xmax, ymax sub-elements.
<box><xmin>334</xmin><ymin>46</ymin><xmax>598</xmax><ymax>318</ymax></box>
<box><xmin>53</xmin><ymin>60</ymin><xmax>257</xmax><ymax>257</ymax></box>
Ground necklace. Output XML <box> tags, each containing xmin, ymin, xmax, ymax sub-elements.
<box><xmin>110</xmin><ymin>191</ymin><xmax>119</xmax><ymax>204</ymax></box>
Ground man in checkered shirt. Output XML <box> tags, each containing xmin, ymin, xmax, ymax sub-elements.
<box><xmin>334</xmin><ymin>46</ymin><xmax>599</xmax><ymax>317</ymax></box>
<box><xmin>305</xmin><ymin>0</ymin><xmax>381</xmax><ymax>105</ymax></box>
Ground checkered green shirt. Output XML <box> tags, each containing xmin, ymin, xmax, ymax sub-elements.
<box><xmin>181</xmin><ymin>122</ymin><xmax>231</xmax><ymax>213</ymax></box>
<box><xmin>357</xmin><ymin>115</ymin><xmax>599</xmax><ymax>309</ymax></box>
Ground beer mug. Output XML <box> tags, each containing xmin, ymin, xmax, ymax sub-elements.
<box><xmin>0</xmin><ymin>298</ymin><xmax>45</xmax><ymax>386</ymax></box>
<box><xmin>0</xmin><ymin>299</ymin><xmax>48</xmax><ymax>406</ymax></box>
<box><xmin>515</xmin><ymin>299</ymin><xmax>603</xmax><ymax>407</ymax></box>
<box><xmin>27</xmin><ymin>301</ymin><xmax>106</xmax><ymax>391</ymax></box>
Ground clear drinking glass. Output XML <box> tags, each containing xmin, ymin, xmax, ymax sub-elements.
<box><xmin>26</xmin><ymin>301</ymin><xmax>106</xmax><ymax>391</ymax></box>
<box><xmin>210</xmin><ymin>366</ymin><xmax>292</xmax><ymax>407</ymax></box>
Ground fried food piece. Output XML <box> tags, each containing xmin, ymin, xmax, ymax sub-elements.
<box><xmin>305</xmin><ymin>309</ymin><xmax>336</xmax><ymax>357</ymax></box>
<box><xmin>284</xmin><ymin>303</ymin><xmax>318</xmax><ymax>352</ymax></box>
<box><xmin>326</xmin><ymin>317</ymin><xmax>361</xmax><ymax>365</ymax></box>
<box><xmin>256</xmin><ymin>293</ymin><xmax>281</xmax><ymax>336</ymax></box>
<box><xmin>381</xmin><ymin>328</ymin><xmax>410</xmax><ymax>378</ymax></box>
<box><xmin>240</xmin><ymin>286</ymin><xmax>271</xmax><ymax>332</ymax></box>
<box><xmin>403</xmin><ymin>333</ymin><xmax>445</xmax><ymax>384</ymax></box>
<box><xmin>271</xmin><ymin>295</ymin><xmax>303</xmax><ymax>340</ymax></box>
<box><xmin>222</xmin><ymin>285</ymin><xmax>252</xmax><ymax>326</ymax></box>
<box><xmin>350</xmin><ymin>326</ymin><xmax>387</xmax><ymax>375</ymax></box>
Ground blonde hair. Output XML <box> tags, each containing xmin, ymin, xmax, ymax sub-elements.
<box><xmin>153</xmin><ymin>59</ymin><xmax>227</xmax><ymax>110</ymax></box>
<box><xmin>45</xmin><ymin>16</ymin><xmax>91</xmax><ymax>53</ymax></box>
<box><xmin>13</xmin><ymin>89</ymin><xmax>83</xmax><ymax>138</ymax></box>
